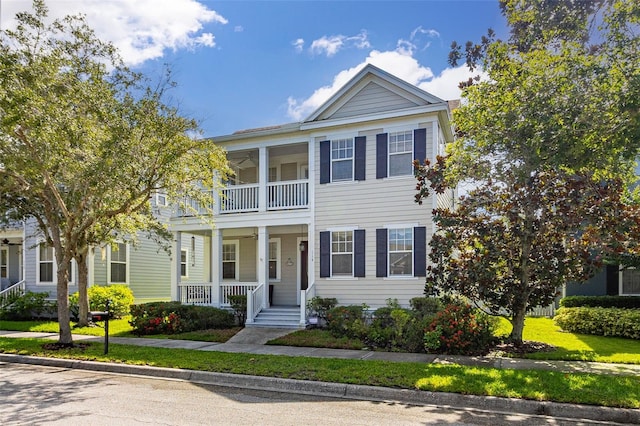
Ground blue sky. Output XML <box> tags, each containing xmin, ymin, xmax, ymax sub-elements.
<box><xmin>1</xmin><ymin>1</ymin><xmax>507</xmax><ymax>137</ymax></box>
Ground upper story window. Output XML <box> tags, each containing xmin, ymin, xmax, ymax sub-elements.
<box><xmin>388</xmin><ymin>131</ymin><xmax>413</xmax><ymax>177</ymax></box>
<box><xmin>388</xmin><ymin>228</ymin><xmax>413</xmax><ymax>276</ymax></box>
<box><xmin>108</xmin><ymin>242</ymin><xmax>129</xmax><ymax>284</ymax></box>
<box><xmin>331</xmin><ymin>138</ymin><xmax>354</xmax><ymax>181</ymax></box>
<box><xmin>155</xmin><ymin>191</ymin><xmax>168</xmax><ymax>207</ymax></box>
<box><xmin>180</xmin><ymin>249</ymin><xmax>189</xmax><ymax>278</ymax></box>
<box><xmin>320</xmin><ymin>137</ymin><xmax>365</xmax><ymax>184</ymax></box>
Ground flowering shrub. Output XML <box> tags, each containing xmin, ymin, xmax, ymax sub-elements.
<box><xmin>423</xmin><ymin>302</ymin><xmax>496</xmax><ymax>355</ymax></box>
<box><xmin>129</xmin><ymin>302</ymin><xmax>234</xmax><ymax>335</ymax></box>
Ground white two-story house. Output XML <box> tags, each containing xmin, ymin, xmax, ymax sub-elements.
<box><xmin>170</xmin><ymin>64</ymin><xmax>456</xmax><ymax>327</ymax></box>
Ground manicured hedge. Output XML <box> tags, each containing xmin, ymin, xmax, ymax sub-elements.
<box><xmin>554</xmin><ymin>307</ymin><xmax>640</xmax><ymax>339</ymax></box>
<box><xmin>129</xmin><ymin>301</ymin><xmax>235</xmax><ymax>335</ymax></box>
<box><xmin>559</xmin><ymin>295</ymin><xmax>640</xmax><ymax>309</ymax></box>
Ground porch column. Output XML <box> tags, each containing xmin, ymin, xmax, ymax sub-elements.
<box><xmin>258</xmin><ymin>146</ymin><xmax>268</xmax><ymax>212</ymax></box>
<box><xmin>257</xmin><ymin>226</ymin><xmax>269</xmax><ymax>308</ymax></box>
<box><xmin>171</xmin><ymin>231</ymin><xmax>181</xmax><ymax>302</ymax></box>
<box><xmin>210</xmin><ymin>228</ymin><xmax>222</xmax><ymax>306</ymax></box>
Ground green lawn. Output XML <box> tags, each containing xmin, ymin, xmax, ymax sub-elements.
<box><xmin>0</xmin><ymin>336</ymin><xmax>638</xmax><ymax>409</ymax></box>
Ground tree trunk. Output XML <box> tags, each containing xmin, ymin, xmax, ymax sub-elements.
<box><xmin>509</xmin><ymin>304</ymin><xmax>528</xmax><ymax>343</ymax></box>
<box><xmin>75</xmin><ymin>246</ymin><xmax>90</xmax><ymax>327</ymax></box>
<box><xmin>56</xmin><ymin>261</ymin><xmax>73</xmax><ymax>345</ymax></box>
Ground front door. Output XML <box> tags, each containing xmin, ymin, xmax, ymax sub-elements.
<box><xmin>300</xmin><ymin>241</ymin><xmax>308</xmax><ymax>293</ymax></box>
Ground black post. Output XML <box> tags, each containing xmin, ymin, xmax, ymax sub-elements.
<box><xmin>104</xmin><ymin>300</ymin><xmax>110</xmax><ymax>355</ymax></box>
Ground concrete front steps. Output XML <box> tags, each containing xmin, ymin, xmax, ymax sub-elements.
<box><xmin>246</xmin><ymin>306</ymin><xmax>304</xmax><ymax>329</ymax></box>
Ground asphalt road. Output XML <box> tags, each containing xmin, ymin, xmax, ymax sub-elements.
<box><xmin>0</xmin><ymin>362</ymin><xmax>619</xmax><ymax>426</ymax></box>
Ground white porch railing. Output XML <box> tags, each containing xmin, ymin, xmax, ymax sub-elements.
<box><xmin>220</xmin><ymin>282</ymin><xmax>258</xmax><ymax>307</ymax></box>
<box><xmin>246</xmin><ymin>283</ymin><xmax>265</xmax><ymax>324</ymax></box>
<box><xmin>299</xmin><ymin>281</ymin><xmax>316</xmax><ymax>326</ymax></box>
<box><xmin>268</xmin><ymin>180</ymin><xmax>309</xmax><ymax>210</ymax></box>
<box><xmin>0</xmin><ymin>280</ymin><xmax>26</xmax><ymax>308</ymax></box>
<box><xmin>221</xmin><ymin>184</ymin><xmax>259</xmax><ymax>213</ymax></box>
<box><xmin>178</xmin><ymin>283</ymin><xmax>215</xmax><ymax>305</ymax></box>
<box><xmin>528</xmin><ymin>303</ymin><xmax>556</xmax><ymax>318</ymax></box>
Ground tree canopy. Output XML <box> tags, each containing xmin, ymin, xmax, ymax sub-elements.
<box><xmin>416</xmin><ymin>0</ymin><xmax>640</xmax><ymax>343</ymax></box>
<box><xmin>0</xmin><ymin>0</ymin><xmax>230</xmax><ymax>344</ymax></box>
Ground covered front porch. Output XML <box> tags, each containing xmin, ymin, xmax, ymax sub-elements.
<box><xmin>171</xmin><ymin>224</ymin><xmax>315</xmax><ymax>327</ymax></box>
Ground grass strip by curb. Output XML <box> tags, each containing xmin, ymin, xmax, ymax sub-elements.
<box><xmin>1</xmin><ymin>336</ymin><xmax>638</xmax><ymax>409</ymax></box>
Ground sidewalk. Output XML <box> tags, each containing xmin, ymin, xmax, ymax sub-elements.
<box><xmin>1</xmin><ymin>328</ymin><xmax>640</xmax><ymax>424</ymax></box>
<box><xmin>2</xmin><ymin>327</ymin><xmax>639</xmax><ymax>376</ymax></box>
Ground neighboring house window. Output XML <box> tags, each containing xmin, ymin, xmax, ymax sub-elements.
<box><xmin>38</xmin><ymin>244</ymin><xmax>54</xmax><ymax>283</ymax></box>
<box><xmin>621</xmin><ymin>268</ymin><xmax>640</xmax><ymax>295</ymax></box>
<box><xmin>331</xmin><ymin>138</ymin><xmax>354</xmax><ymax>181</ymax></box>
<box><xmin>320</xmin><ymin>137</ymin><xmax>366</xmax><ymax>183</ymax></box>
<box><xmin>155</xmin><ymin>191</ymin><xmax>168</xmax><ymax>207</ymax></box>
<box><xmin>269</xmin><ymin>239</ymin><xmax>280</xmax><ymax>280</ymax></box>
<box><xmin>37</xmin><ymin>243</ymin><xmax>74</xmax><ymax>284</ymax></box>
<box><xmin>388</xmin><ymin>131</ymin><xmax>413</xmax><ymax>177</ymax></box>
<box><xmin>222</xmin><ymin>242</ymin><xmax>238</xmax><ymax>280</ymax></box>
<box><xmin>388</xmin><ymin>228</ymin><xmax>413</xmax><ymax>276</ymax></box>
<box><xmin>376</xmin><ymin>227</ymin><xmax>426</xmax><ymax>278</ymax></box>
<box><xmin>108</xmin><ymin>243</ymin><xmax>128</xmax><ymax>284</ymax></box>
<box><xmin>180</xmin><ymin>249</ymin><xmax>188</xmax><ymax>278</ymax></box>
<box><xmin>0</xmin><ymin>247</ymin><xmax>7</xmax><ymax>279</ymax></box>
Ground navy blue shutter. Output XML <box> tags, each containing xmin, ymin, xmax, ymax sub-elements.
<box><xmin>320</xmin><ymin>231</ymin><xmax>330</xmax><ymax>277</ymax></box>
<box><xmin>320</xmin><ymin>140</ymin><xmax>330</xmax><ymax>184</ymax></box>
<box><xmin>354</xmin><ymin>229</ymin><xmax>365</xmax><ymax>277</ymax></box>
<box><xmin>376</xmin><ymin>133</ymin><xmax>388</xmax><ymax>179</ymax></box>
<box><xmin>354</xmin><ymin>136</ymin><xmax>366</xmax><ymax>181</ymax></box>
<box><xmin>414</xmin><ymin>128</ymin><xmax>427</xmax><ymax>165</ymax></box>
<box><xmin>414</xmin><ymin>226</ymin><xmax>426</xmax><ymax>277</ymax></box>
<box><xmin>376</xmin><ymin>228</ymin><xmax>387</xmax><ymax>277</ymax></box>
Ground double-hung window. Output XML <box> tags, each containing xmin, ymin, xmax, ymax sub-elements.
<box><xmin>109</xmin><ymin>243</ymin><xmax>128</xmax><ymax>284</ymax></box>
<box><xmin>222</xmin><ymin>242</ymin><xmax>238</xmax><ymax>280</ymax></box>
<box><xmin>269</xmin><ymin>239</ymin><xmax>280</xmax><ymax>280</ymax></box>
<box><xmin>331</xmin><ymin>138</ymin><xmax>354</xmax><ymax>181</ymax></box>
<box><xmin>1</xmin><ymin>247</ymin><xmax>7</xmax><ymax>279</ymax></box>
<box><xmin>37</xmin><ymin>243</ymin><xmax>74</xmax><ymax>284</ymax></box>
<box><xmin>388</xmin><ymin>131</ymin><xmax>413</xmax><ymax>177</ymax></box>
<box><xmin>331</xmin><ymin>231</ymin><xmax>353</xmax><ymax>276</ymax></box>
<box><xmin>180</xmin><ymin>249</ymin><xmax>189</xmax><ymax>278</ymax></box>
<box><xmin>388</xmin><ymin>228</ymin><xmax>413</xmax><ymax>276</ymax></box>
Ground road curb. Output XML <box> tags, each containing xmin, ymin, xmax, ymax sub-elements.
<box><xmin>2</xmin><ymin>353</ymin><xmax>639</xmax><ymax>424</ymax></box>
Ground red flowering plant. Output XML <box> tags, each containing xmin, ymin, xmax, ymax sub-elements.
<box><xmin>423</xmin><ymin>302</ymin><xmax>496</xmax><ymax>355</ymax></box>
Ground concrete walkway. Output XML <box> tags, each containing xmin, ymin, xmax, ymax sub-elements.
<box><xmin>1</xmin><ymin>327</ymin><xmax>639</xmax><ymax>376</ymax></box>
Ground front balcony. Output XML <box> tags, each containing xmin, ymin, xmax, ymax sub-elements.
<box><xmin>174</xmin><ymin>143</ymin><xmax>309</xmax><ymax>218</ymax></box>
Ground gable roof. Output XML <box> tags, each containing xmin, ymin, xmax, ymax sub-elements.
<box><xmin>304</xmin><ymin>64</ymin><xmax>447</xmax><ymax>123</ymax></box>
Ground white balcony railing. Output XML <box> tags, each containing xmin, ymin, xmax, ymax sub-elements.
<box><xmin>268</xmin><ymin>180</ymin><xmax>308</xmax><ymax>210</ymax></box>
<box><xmin>221</xmin><ymin>184</ymin><xmax>259</xmax><ymax>213</ymax></box>
<box><xmin>178</xmin><ymin>283</ymin><xmax>214</xmax><ymax>305</ymax></box>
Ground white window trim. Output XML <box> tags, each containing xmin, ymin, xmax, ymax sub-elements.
<box><xmin>222</xmin><ymin>240</ymin><xmax>240</xmax><ymax>282</ymax></box>
<box><xmin>0</xmin><ymin>247</ymin><xmax>8</xmax><ymax>279</ymax></box>
<box><xmin>620</xmin><ymin>266</ymin><xmax>640</xmax><ymax>296</ymax></box>
<box><xmin>330</xmin><ymin>230</ymin><xmax>354</xmax><ymax>278</ymax></box>
<box><xmin>387</xmin><ymin>227</ymin><xmax>414</xmax><ymax>278</ymax></box>
<box><xmin>269</xmin><ymin>238</ymin><xmax>281</xmax><ymax>282</ymax></box>
<box><xmin>387</xmin><ymin>130</ymin><xmax>414</xmax><ymax>178</ymax></box>
<box><xmin>180</xmin><ymin>248</ymin><xmax>189</xmax><ymax>278</ymax></box>
<box><xmin>36</xmin><ymin>242</ymin><xmax>75</xmax><ymax>285</ymax></box>
<box><xmin>330</xmin><ymin>138</ymin><xmax>355</xmax><ymax>182</ymax></box>
<box><xmin>155</xmin><ymin>191</ymin><xmax>168</xmax><ymax>207</ymax></box>
<box><xmin>107</xmin><ymin>242</ymin><xmax>130</xmax><ymax>285</ymax></box>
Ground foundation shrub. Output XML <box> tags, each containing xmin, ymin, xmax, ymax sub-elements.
<box><xmin>554</xmin><ymin>307</ymin><xmax>640</xmax><ymax>339</ymax></box>
<box><xmin>0</xmin><ymin>291</ymin><xmax>55</xmax><ymax>320</ymax></box>
<box><xmin>423</xmin><ymin>302</ymin><xmax>497</xmax><ymax>355</ymax></box>
<box><xmin>559</xmin><ymin>295</ymin><xmax>640</xmax><ymax>309</ymax></box>
<box><xmin>326</xmin><ymin>304</ymin><xmax>369</xmax><ymax>339</ymax></box>
<box><xmin>129</xmin><ymin>302</ymin><xmax>234</xmax><ymax>335</ymax></box>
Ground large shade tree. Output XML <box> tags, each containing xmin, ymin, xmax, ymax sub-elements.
<box><xmin>415</xmin><ymin>0</ymin><xmax>640</xmax><ymax>343</ymax></box>
<box><xmin>0</xmin><ymin>1</ymin><xmax>230</xmax><ymax>344</ymax></box>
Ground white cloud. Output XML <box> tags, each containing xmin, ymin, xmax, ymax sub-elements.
<box><xmin>292</xmin><ymin>38</ymin><xmax>305</xmax><ymax>53</ymax></box>
<box><xmin>0</xmin><ymin>0</ymin><xmax>227</xmax><ymax>66</ymax></box>
<box><xmin>286</xmin><ymin>26</ymin><xmax>484</xmax><ymax>122</ymax></box>
<box><xmin>308</xmin><ymin>30</ymin><xmax>370</xmax><ymax>57</ymax></box>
